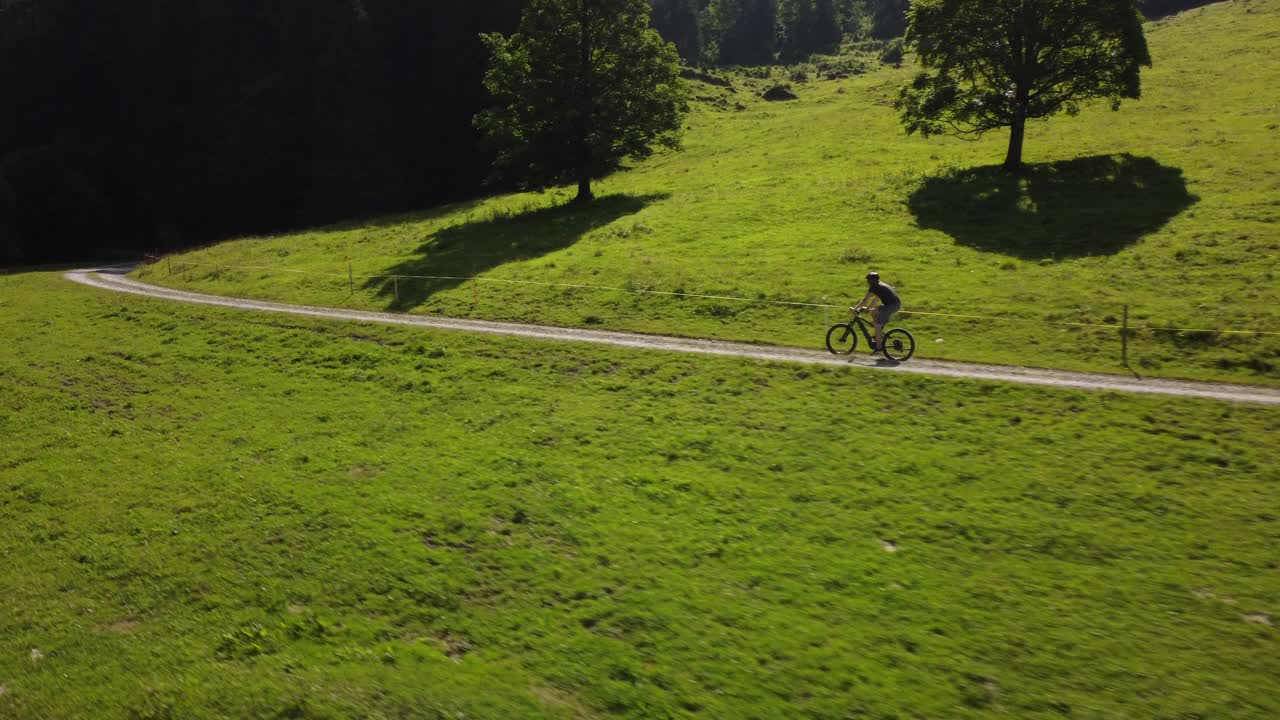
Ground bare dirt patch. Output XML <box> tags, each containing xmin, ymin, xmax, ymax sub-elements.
<box><xmin>105</xmin><ymin>618</ymin><xmax>140</xmax><ymax>635</ymax></box>
<box><xmin>347</xmin><ymin>464</ymin><xmax>381</xmax><ymax>480</ymax></box>
<box><xmin>1193</xmin><ymin>588</ymin><xmax>1237</xmax><ymax>604</ymax></box>
<box><xmin>1243</xmin><ymin>613</ymin><xmax>1273</xmax><ymax>626</ymax></box>
<box><xmin>531</xmin><ymin>685</ymin><xmax>599</xmax><ymax>719</ymax></box>
<box><xmin>438</xmin><ymin>634</ymin><xmax>471</xmax><ymax>661</ymax></box>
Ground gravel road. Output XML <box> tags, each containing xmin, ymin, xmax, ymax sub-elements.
<box><xmin>66</xmin><ymin>267</ymin><xmax>1280</xmax><ymax>405</ymax></box>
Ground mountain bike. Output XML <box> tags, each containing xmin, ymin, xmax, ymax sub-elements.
<box><xmin>825</xmin><ymin>307</ymin><xmax>916</xmax><ymax>361</ymax></box>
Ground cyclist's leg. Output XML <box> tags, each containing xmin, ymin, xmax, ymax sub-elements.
<box><xmin>872</xmin><ymin>308</ymin><xmax>887</xmax><ymax>348</ymax></box>
<box><xmin>873</xmin><ymin>304</ymin><xmax>899</xmax><ymax>349</ymax></box>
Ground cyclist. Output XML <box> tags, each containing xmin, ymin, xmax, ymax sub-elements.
<box><xmin>853</xmin><ymin>271</ymin><xmax>901</xmax><ymax>352</ymax></box>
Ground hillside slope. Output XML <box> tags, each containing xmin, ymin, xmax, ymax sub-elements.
<box><xmin>5</xmin><ymin>269</ymin><xmax>1280</xmax><ymax>719</ymax></box>
<box><xmin>139</xmin><ymin>0</ymin><xmax>1280</xmax><ymax>384</ymax></box>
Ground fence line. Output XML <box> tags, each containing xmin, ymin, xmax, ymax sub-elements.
<box><xmin>152</xmin><ymin>257</ymin><xmax>1280</xmax><ymax>337</ymax></box>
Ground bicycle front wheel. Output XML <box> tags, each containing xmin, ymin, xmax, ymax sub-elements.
<box><xmin>881</xmin><ymin>328</ymin><xmax>916</xmax><ymax>362</ymax></box>
<box><xmin>825</xmin><ymin>324</ymin><xmax>859</xmax><ymax>355</ymax></box>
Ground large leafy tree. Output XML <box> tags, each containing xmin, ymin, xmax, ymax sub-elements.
<box><xmin>476</xmin><ymin>0</ymin><xmax>688</xmax><ymax>202</ymax></box>
<box><xmin>895</xmin><ymin>0</ymin><xmax>1152</xmax><ymax>171</ymax></box>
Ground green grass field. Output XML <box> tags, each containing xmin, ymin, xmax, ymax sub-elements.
<box><xmin>3</xmin><ymin>269</ymin><xmax>1278</xmax><ymax>719</ymax></box>
<box><xmin>137</xmin><ymin>0</ymin><xmax>1280</xmax><ymax>385</ymax></box>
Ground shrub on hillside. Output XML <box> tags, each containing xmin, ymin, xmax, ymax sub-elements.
<box><xmin>814</xmin><ymin>54</ymin><xmax>867</xmax><ymax>80</ymax></box>
<box><xmin>848</xmin><ymin>39</ymin><xmax>889</xmax><ymax>54</ymax></box>
<box><xmin>880</xmin><ymin>39</ymin><xmax>904</xmax><ymax>66</ymax></box>
<box><xmin>762</xmin><ymin>84</ymin><xmax>799</xmax><ymax>101</ymax></box>
<box><xmin>680</xmin><ymin>67</ymin><xmax>734</xmax><ymax>89</ymax></box>
<box><xmin>839</xmin><ymin>247</ymin><xmax>873</xmax><ymax>264</ymax></box>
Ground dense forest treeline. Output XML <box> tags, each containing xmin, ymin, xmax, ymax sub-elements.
<box><xmin>1</xmin><ymin>0</ymin><xmax>522</xmax><ymax>263</ymax></box>
<box><xmin>0</xmin><ymin>0</ymin><xmax>1223</xmax><ymax>263</ymax></box>
<box><xmin>652</xmin><ymin>0</ymin><xmax>1223</xmax><ymax>66</ymax></box>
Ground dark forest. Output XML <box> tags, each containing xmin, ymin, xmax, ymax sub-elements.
<box><xmin>0</xmin><ymin>0</ymin><xmax>1220</xmax><ymax>264</ymax></box>
<box><xmin>1</xmin><ymin>1</ymin><xmax>523</xmax><ymax>263</ymax></box>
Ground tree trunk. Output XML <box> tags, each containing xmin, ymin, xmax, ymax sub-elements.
<box><xmin>1004</xmin><ymin>95</ymin><xmax>1028</xmax><ymax>172</ymax></box>
<box><xmin>575</xmin><ymin>171</ymin><xmax>593</xmax><ymax>203</ymax></box>
<box><xmin>573</xmin><ymin>0</ymin><xmax>593</xmax><ymax>203</ymax></box>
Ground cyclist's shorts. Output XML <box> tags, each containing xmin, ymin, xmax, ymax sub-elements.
<box><xmin>874</xmin><ymin>303</ymin><xmax>900</xmax><ymax>324</ymax></box>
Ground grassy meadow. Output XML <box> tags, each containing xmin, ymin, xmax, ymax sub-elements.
<box><xmin>137</xmin><ymin>0</ymin><xmax>1280</xmax><ymax>385</ymax></box>
<box><xmin>3</xmin><ymin>269</ymin><xmax>1279</xmax><ymax>718</ymax></box>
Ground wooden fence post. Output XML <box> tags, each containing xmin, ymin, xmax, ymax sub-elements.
<box><xmin>1122</xmin><ymin>304</ymin><xmax>1129</xmax><ymax>367</ymax></box>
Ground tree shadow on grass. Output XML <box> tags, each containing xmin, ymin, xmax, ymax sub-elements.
<box><xmin>364</xmin><ymin>193</ymin><xmax>666</xmax><ymax>311</ymax></box>
<box><xmin>325</xmin><ymin>198</ymin><xmax>488</xmax><ymax>233</ymax></box>
<box><xmin>907</xmin><ymin>154</ymin><xmax>1197</xmax><ymax>259</ymax></box>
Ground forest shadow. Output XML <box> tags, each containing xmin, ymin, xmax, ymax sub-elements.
<box><xmin>907</xmin><ymin>154</ymin><xmax>1197</xmax><ymax>259</ymax></box>
<box><xmin>325</xmin><ymin>198</ymin><xmax>488</xmax><ymax>233</ymax></box>
<box><xmin>364</xmin><ymin>193</ymin><xmax>665</xmax><ymax>310</ymax></box>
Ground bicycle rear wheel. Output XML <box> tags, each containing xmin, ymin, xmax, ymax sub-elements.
<box><xmin>825</xmin><ymin>324</ymin><xmax>858</xmax><ymax>355</ymax></box>
<box><xmin>881</xmin><ymin>328</ymin><xmax>916</xmax><ymax>362</ymax></box>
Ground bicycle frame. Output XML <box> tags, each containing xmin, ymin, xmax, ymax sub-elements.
<box><xmin>844</xmin><ymin>313</ymin><xmax>878</xmax><ymax>345</ymax></box>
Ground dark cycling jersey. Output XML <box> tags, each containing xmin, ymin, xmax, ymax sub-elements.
<box><xmin>870</xmin><ymin>281</ymin><xmax>900</xmax><ymax>307</ymax></box>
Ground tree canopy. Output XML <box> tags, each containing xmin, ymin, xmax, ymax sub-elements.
<box><xmin>476</xmin><ymin>0</ymin><xmax>689</xmax><ymax>202</ymax></box>
<box><xmin>650</xmin><ymin>0</ymin><xmax>705</xmax><ymax>63</ymax></box>
<box><xmin>779</xmin><ymin>0</ymin><xmax>845</xmax><ymax>61</ymax></box>
<box><xmin>895</xmin><ymin>0</ymin><xmax>1152</xmax><ymax>171</ymax></box>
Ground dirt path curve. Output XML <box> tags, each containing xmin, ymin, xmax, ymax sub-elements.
<box><xmin>67</xmin><ymin>267</ymin><xmax>1280</xmax><ymax>405</ymax></box>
